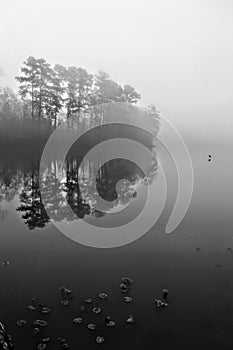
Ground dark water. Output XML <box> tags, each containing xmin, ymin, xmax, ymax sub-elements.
<box><xmin>0</xmin><ymin>134</ymin><xmax>233</xmax><ymax>349</ymax></box>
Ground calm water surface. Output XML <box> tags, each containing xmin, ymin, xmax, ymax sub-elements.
<box><xmin>0</xmin><ymin>138</ymin><xmax>233</xmax><ymax>350</ymax></box>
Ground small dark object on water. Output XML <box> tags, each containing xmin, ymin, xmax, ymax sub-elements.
<box><xmin>216</xmin><ymin>264</ymin><xmax>223</xmax><ymax>268</ymax></box>
<box><xmin>196</xmin><ymin>247</ymin><xmax>201</xmax><ymax>251</ymax></box>
<box><xmin>2</xmin><ymin>261</ymin><xmax>9</xmax><ymax>267</ymax></box>
<box><xmin>104</xmin><ymin>316</ymin><xmax>111</xmax><ymax>323</ymax></box>
<box><xmin>163</xmin><ymin>289</ymin><xmax>168</xmax><ymax>300</ymax></box>
<box><xmin>208</xmin><ymin>154</ymin><xmax>212</xmax><ymax>162</ymax></box>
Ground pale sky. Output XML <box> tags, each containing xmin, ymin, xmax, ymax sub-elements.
<box><xmin>0</xmin><ymin>0</ymin><xmax>233</xmax><ymax>139</ymax></box>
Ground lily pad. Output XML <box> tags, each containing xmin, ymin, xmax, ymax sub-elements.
<box><xmin>96</xmin><ymin>336</ymin><xmax>105</xmax><ymax>344</ymax></box>
<box><xmin>33</xmin><ymin>320</ymin><xmax>48</xmax><ymax>327</ymax></box>
<box><xmin>16</xmin><ymin>319</ymin><xmax>27</xmax><ymax>327</ymax></box>
<box><xmin>87</xmin><ymin>323</ymin><xmax>97</xmax><ymax>330</ymax></box>
<box><xmin>73</xmin><ymin>317</ymin><xmax>83</xmax><ymax>324</ymax></box>
<box><xmin>93</xmin><ymin>307</ymin><xmax>101</xmax><ymax>314</ymax></box>
<box><xmin>123</xmin><ymin>296</ymin><xmax>133</xmax><ymax>303</ymax></box>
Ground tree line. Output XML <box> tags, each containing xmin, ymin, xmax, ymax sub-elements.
<box><xmin>8</xmin><ymin>56</ymin><xmax>140</xmax><ymax>126</ymax></box>
<box><xmin>0</xmin><ymin>57</ymin><xmax>160</xmax><ymax>147</ymax></box>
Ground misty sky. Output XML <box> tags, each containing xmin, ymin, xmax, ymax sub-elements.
<box><xmin>0</xmin><ymin>0</ymin><xmax>233</xmax><ymax>139</ymax></box>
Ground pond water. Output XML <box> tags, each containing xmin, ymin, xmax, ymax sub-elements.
<box><xmin>0</xmin><ymin>128</ymin><xmax>233</xmax><ymax>349</ymax></box>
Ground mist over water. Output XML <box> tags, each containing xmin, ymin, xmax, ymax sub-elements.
<box><xmin>1</xmin><ymin>0</ymin><xmax>233</xmax><ymax>346</ymax></box>
<box><xmin>0</xmin><ymin>112</ymin><xmax>233</xmax><ymax>348</ymax></box>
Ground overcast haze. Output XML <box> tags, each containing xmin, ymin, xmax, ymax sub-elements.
<box><xmin>0</xmin><ymin>0</ymin><xmax>233</xmax><ymax>139</ymax></box>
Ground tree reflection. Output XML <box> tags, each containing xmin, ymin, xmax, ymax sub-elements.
<box><xmin>16</xmin><ymin>170</ymin><xmax>50</xmax><ymax>229</ymax></box>
<box><xmin>0</xmin><ymin>103</ymin><xmax>160</xmax><ymax>229</ymax></box>
<box><xmin>9</xmin><ymin>152</ymin><xmax>155</xmax><ymax>229</ymax></box>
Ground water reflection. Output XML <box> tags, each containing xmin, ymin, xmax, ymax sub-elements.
<box><xmin>0</xmin><ymin>103</ymin><xmax>159</xmax><ymax>230</ymax></box>
<box><xmin>1</xmin><ymin>155</ymin><xmax>156</xmax><ymax>229</ymax></box>
<box><xmin>0</xmin><ymin>148</ymin><xmax>157</xmax><ymax>230</ymax></box>
<box><xmin>17</xmin><ymin>170</ymin><xmax>50</xmax><ymax>229</ymax></box>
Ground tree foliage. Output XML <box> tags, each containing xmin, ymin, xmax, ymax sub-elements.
<box><xmin>0</xmin><ymin>87</ymin><xmax>23</xmax><ymax>120</ymax></box>
<box><xmin>15</xmin><ymin>56</ymin><xmax>141</xmax><ymax>124</ymax></box>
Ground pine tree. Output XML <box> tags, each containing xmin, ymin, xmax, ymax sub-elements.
<box><xmin>15</xmin><ymin>56</ymin><xmax>39</xmax><ymax>119</ymax></box>
<box><xmin>122</xmin><ymin>84</ymin><xmax>141</xmax><ymax>104</ymax></box>
<box><xmin>93</xmin><ymin>70</ymin><xmax>124</xmax><ymax>104</ymax></box>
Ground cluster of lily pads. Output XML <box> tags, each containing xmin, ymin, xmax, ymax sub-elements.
<box><xmin>0</xmin><ymin>322</ymin><xmax>14</xmax><ymax>350</ymax></box>
<box><xmin>13</xmin><ymin>278</ymin><xmax>169</xmax><ymax>349</ymax></box>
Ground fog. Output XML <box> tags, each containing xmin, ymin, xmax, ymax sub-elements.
<box><xmin>1</xmin><ymin>0</ymin><xmax>233</xmax><ymax>139</ymax></box>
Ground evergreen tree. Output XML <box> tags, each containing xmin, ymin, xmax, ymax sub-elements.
<box><xmin>93</xmin><ymin>70</ymin><xmax>124</xmax><ymax>104</ymax></box>
<box><xmin>15</xmin><ymin>56</ymin><xmax>142</xmax><ymax>124</ymax></box>
<box><xmin>15</xmin><ymin>56</ymin><xmax>39</xmax><ymax>119</ymax></box>
<box><xmin>122</xmin><ymin>84</ymin><xmax>141</xmax><ymax>104</ymax></box>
